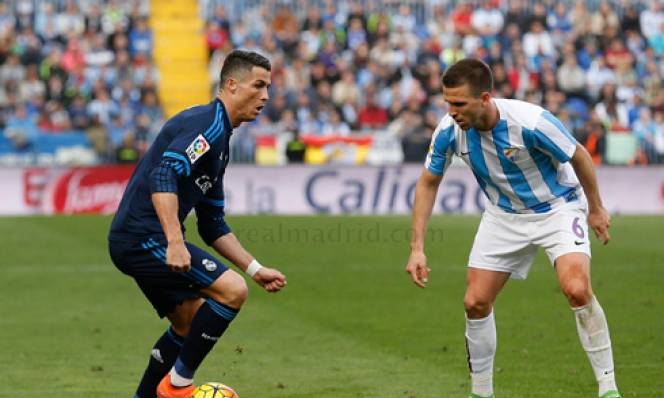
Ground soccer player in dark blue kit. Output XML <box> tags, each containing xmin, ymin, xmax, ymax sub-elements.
<box><xmin>108</xmin><ymin>50</ymin><xmax>287</xmax><ymax>398</ymax></box>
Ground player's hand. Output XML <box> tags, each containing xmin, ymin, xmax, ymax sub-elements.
<box><xmin>252</xmin><ymin>267</ymin><xmax>287</xmax><ymax>293</ymax></box>
<box><xmin>406</xmin><ymin>250</ymin><xmax>431</xmax><ymax>288</ymax></box>
<box><xmin>166</xmin><ymin>240</ymin><xmax>191</xmax><ymax>272</ymax></box>
<box><xmin>588</xmin><ymin>206</ymin><xmax>611</xmax><ymax>245</ymax></box>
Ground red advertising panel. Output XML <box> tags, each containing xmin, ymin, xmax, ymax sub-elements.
<box><xmin>40</xmin><ymin>165</ymin><xmax>135</xmax><ymax>215</ymax></box>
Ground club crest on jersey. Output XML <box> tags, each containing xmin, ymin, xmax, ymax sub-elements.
<box><xmin>186</xmin><ymin>134</ymin><xmax>210</xmax><ymax>163</ymax></box>
<box><xmin>503</xmin><ymin>147</ymin><xmax>520</xmax><ymax>162</ymax></box>
<box><xmin>202</xmin><ymin>258</ymin><xmax>217</xmax><ymax>272</ymax></box>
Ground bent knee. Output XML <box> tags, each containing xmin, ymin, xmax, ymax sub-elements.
<box><xmin>464</xmin><ymin>294</ymin><xmax>493</xmax><ymax>318</ymax></box>
<box><xmin>205</xmin><ymin>270</ymin><xmax>249</xmax><ymax>308</ymax></box>
<box><xmin>171</xmin><ymin>324</ymin><xmax>190</xmax><ymax>337</ymax></box>
<box><xmin>562</xmin><ymin>280</ymin><xmax>592</xmax><ymax>307</ymax></box>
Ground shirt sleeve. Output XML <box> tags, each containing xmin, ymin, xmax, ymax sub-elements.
<box><xmin>424</xmin><ymin>115</ymin><xmax>456</xmax><ymax>176</ymax></box>
<box><xmin>195</xmin><ymin>179</ymin><xmax>232</xmax><ymax>246</ymax></box>
<box><xmin>531</xmin><ymin>110</ymin><xmax>578</xmax><ymax>162</ymax></box>
<box><xmin>162</xmin><ymin>104</ymin><xmax>225</xmax><ymax>177</ymax></box>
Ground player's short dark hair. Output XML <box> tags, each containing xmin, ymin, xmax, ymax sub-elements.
<box><xmin>441</xmin><ymin>58</ymin><xmax>493</xmax><ymax>97</ymax></box>
<box><xmin>219</xmin><ymin>50</ymin><xmax>271</xmax><ymax>87</ymax></box>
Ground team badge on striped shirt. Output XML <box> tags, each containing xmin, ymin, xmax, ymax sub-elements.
<box><xmin>186</xmin><ymin>134</ymin><xmax>210</xmax><ymax>163</ymax></box>
<box><xmin>503</xmin><ymin>147</ymin><xmax>520</xmax><ymax>162</ymax></box>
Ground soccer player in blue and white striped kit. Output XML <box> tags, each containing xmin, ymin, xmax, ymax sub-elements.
<box><xmin>406</xmin><ymin>59</ymin><xmax>620</xmax><ymax>398</ymax></box>
<box><xmin>109</xmin><ymin>50</ymin><xmax>286</xmax><ymax>398</ymax></box>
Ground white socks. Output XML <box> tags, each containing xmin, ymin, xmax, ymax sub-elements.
<box><xmin>465</xmin><ymin>311</ymin><xmax>496</xmax><ymax>397</ymax></box>
<box><xmin>169</xmin><ymin>367</ymin><xmax>193</xmax><ymax>387</ymax></box>
<box><xmin>573</xmin><ymin>296</ymin><xmax>618</xmax><ymax>396</ymax></box>
<box><xmin>463</xmin><ymin>298</ymin><xmax>617</xmax><ymax>398</ymax></box>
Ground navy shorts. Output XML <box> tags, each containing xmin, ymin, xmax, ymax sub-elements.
<box><xmin>109</xmin><ymin>236</ymin><xmax>229</xmax><ymax>318</ymax></box>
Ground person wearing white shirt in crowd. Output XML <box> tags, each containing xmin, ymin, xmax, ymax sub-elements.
<box><xmin>640</xmin><ymin>1</ymin><xmax>664</xmax><ymax>40</ymax></box>
<box><xmin>471</xmin><ymin>1</ymin><xmax>504</xmax><ymax>38</ymax></box>
<box><xmin>523</xmin><ymin>20</ymin><xmax>555</xmax><ymax>58</ymax></box>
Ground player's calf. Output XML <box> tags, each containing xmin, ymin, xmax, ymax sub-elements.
<box><xmin>572</xmin><ymin>296</ymin><xmax>619</xmax><ymax>397</ymax></box>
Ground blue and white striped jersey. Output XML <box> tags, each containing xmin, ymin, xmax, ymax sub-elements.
<box><xmin>425</xmin><ymin>99</ymin><xmax>582</xmax><ymax>214</ymax></box>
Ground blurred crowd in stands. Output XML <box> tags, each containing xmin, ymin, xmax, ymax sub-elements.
<box><xmin>1</xmin><ymin>0</ymin><xmax>664</xmax><ymax>165</ymax></box>
<box><xmin>204</xmin><ymin>0</ymin><xmax>664</xmax><ymax>165</ymax></box>
<box><xmin>0</xmin><ymin>0</ymin><xmax>159</xmax><ymax>163</ymax></box>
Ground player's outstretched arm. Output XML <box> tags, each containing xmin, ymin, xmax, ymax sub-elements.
<box><xmin>570</xmin><ymin>143</ymin><xmax>611</xmax><ymax>245</ymax></box>
<box><xmin>152</xmin><ymin>192</ymin><xmax>191</xmax><ymax>272</ymax></box>
<box><xmin>406</xmin><ymin>169</ymin><xmax>443</xmax><ymax>288</ymax></box>
<box><xmin>211</xmin><ymin>233</ymin><xmax>287</xmax><ymax>293</ymax></box>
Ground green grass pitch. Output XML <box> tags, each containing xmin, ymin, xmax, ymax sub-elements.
<box><xmin>0</xmin><ymin>215</ymin><xmax>662</xmax><ymax>397</ymax></box>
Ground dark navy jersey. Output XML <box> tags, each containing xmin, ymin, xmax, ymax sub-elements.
<box><xmin>109</xmin><ymin>98</ymin><xmax>233</xmax><ymax>244</ymax></box>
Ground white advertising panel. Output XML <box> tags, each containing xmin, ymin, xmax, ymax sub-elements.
<box><xmin>0</xmin><ymin>165</ymin><xmax>662</xmax><ymax>215</ymax></box>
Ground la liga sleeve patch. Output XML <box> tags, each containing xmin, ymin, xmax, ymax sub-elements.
<box><xmin>185</xmin><ymin>134</ymin><xmax>210</xmax><ymax>164</ymax></box>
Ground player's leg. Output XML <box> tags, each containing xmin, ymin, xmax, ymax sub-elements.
<box><xmin>555</xmin><ymin>253</ymin><xmax>620</xmax><ymax>398</ymax></box>
<box><xmin>134</xmin><ymin>299</ymin><xmax>203</xmax><ymax>398</ymax></box>
<box><xmin>158</xmin><ymin>242</ymin><xmax>247</xmax><ymax>397</ymax></box>
<box><xmin>110</xmin><ymin>238</ymin><xmax>191</xmax><ymax>398</ymax></box>
<box><xmin>465</xmin><ymin>210</ymin><xmax>537</xmax><ymax>398</ymax></box>
<box><xmin>538</xmin><ymin>202</ymin><xmax>620</xmax><ymax>398</ymax></box>
<box><xmin>164</xmin><ymin>270</ymin><xmax>247</xmax><ymax>389</ymax></box>
<box><xmin>464</xmin><ymin>268</ymin><xmax>511</xmax><ymax>398</ymax></box>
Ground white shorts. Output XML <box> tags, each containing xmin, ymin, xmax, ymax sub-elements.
<box><xmin>468</xmin><ymin>202</ymin><xmax>592</xmax><ymax>280</ymax></box>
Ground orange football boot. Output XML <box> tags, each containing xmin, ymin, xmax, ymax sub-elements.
<box><xmin>156</xmin><ymin>375</ymin><xmax>197</xmax><ymax>398</ymax></box>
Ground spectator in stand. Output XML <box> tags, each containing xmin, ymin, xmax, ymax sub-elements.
<box><xmin>116</xmin><ymin>132</ymin><xmax>140</xmax><ymax>163</ymax></box>
<box><xmin>471</xmin><ymin>1</ymin><xmax>504</xmax><ymax>45</ymax></box>
<box><xmin>0</xmin><ymin>54</ymin><xmax>25</xmax><ymax>87</ymax></box>
<box><xmin>523</xmin><ymin>20</ymin><xmax>555</xmax><ymax>60</ymax></box>
<box><xmin>69</xmin><ymin>94</ymin><xmax>89</xmax><ymax>130</ymax></box>
<box><xmin>504</xmin><ymin>0</ymin><xmax>530</xmax><ymax>31</ymax></box>
<box><xmin>205</xmin><ymin>20</ymin><xmax>229</xmax><ymax>60</ymax></box>
<box><xmin>557</xmin><ymin>55</ymin><xmax>585</xmax><ymax>99</ymax></box>
<box><xmin>590</xmin><ymin>1</ymin><xmax>620</xmax><ymax>38</ymax></box>
<box><xmin>640</xmin><ymin>2</ymin><xmax>664</xmax><ymax>41</ymax></box>
<box><xmin>586</xmin><ymin>56</ymin><xmax>615</xmax><ymax>100</ymax></box>
<box><xmin>451</xmin><ymin>2</ymin><xmax>473</xmax><ymax>37</ymax></box>
<box><xmin>648</xmin><ymin>23</ymin><xmax>664</xmax><ymax>57</ymax></box>
<box><xmin>285</xmin><ymin>129</ymin><xmax>306</xmax><ymax>163</ymax></box>
<box><xmin>19</xmin><ymin>65</ymin><xmax>46</xmax><ymax>102</ymax></box>
<box><xmin>632</xmin><ymin>107</ymin><xmax>657</xmax><ymax>163</ymax></box>
<box><xmin>346</xmin><ymin>17</ymin><xmax>368</xmax><ymax>52</ymax></box>
<box><xmin>56</xmin><ymin>0</ymin><xmax>85</xmax><ymax>37</ymax></box>
<box><xmin>547</xmin><ymin>3</ymin><xmax>572</xmax><ymax>35</ymax></box>
<box><xmin>396</xmin><ymin>110</ymin><xmax>429</xmax><ymax>162</ymax></box>
<box><xmin>61</xmin><ymin>39</ymin><xmax>86</xmax><ymax>74</ymax></box>
<box><xmin>39</xmin><ymin>99</ymin><xmax>71</xmax><ymax>132</ymax></box>
<box><xmin>643</xmin><ymin>60</ymin><xmax>662</xmax><ymax>107</ymax></box>
<box><xmin>621</xmin><ymin>5</ymin><xmax>641</xmax><ymax>35</ymax></box>
<box><xmin>605</xmin><ymin>38</ymin><xmax>634</xmax><ymax>71</ymax></box>
<box><xmin>358</xmin><ymin>90</ymin><xmax>388</xmax><ymax>130</ymax></box>
<box><xmin>321</xmin><ymin>107</ymin><xmax>351</xmax><ymax>136</ymax></box>
<box><xmin>583</xmin><ymin>118</ymin><xmax>606</xmax><ymax>165</ymax></box>
<box><xmin>128</xmin><ymin>16</ymin><xmax>153</xmax><ymax>59</ymax></box>
<box><xmin>210</xmin><ymin>4</ymin><xmax>231</xmax><ymax>33</ymax></box>
<box><xmin>4</xmin><ymin>102</ymin><xmax>37</xmax><ymax>149</ymax></box>
<box><xmin>0</xmin><ymin>3</ymin><xmax>16</xmax><ymax>36</ymax></box>
<box><xmin>594</xmin><ymin>83</ymin><xmax>629</xmax><ymax>130</ymax></box>
<box><xmin>332</xmin><ymin>70</ymin><xmax>361</xmax><ymax>107</ymax></box>
<box><xmin>653</xmin><ymin>111</ymin><xmax>664</xmax><ymax>162</ymax></box>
